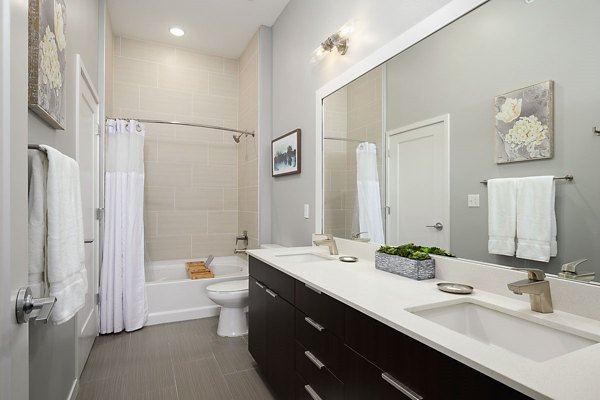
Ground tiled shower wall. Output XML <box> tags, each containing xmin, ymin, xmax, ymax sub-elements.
<box><xmin>238</xmin><ymin>33</ymin><xmax>260</xmax><ymax>250</ymax></box>
<box><xmin>323</xmin><ymin>66</ymin><xmax>384</xmax><ymax>239</ymax></box>
<box><xmin>112</xmin><ymin>36</ymin><xmax>241</xmax><ymax>260</ymax></box>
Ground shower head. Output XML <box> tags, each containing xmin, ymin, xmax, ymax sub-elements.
<box><xmin>232</xmin><ymin>133</ymin><xmax>242</xmax><ymax>143</ymax></box>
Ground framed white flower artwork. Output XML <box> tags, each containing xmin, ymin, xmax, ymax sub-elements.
<box><xmin>494</xmin><ymin>80</ymin><xmax>553</xmax><ymax>164</ymax></box>
<box><xmin>28</xmin><ymin>0</ymin><xmax>67</xmax><ymax>130</ymax></box>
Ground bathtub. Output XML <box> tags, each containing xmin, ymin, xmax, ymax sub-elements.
<box><xmin>145</xmin><ymin>255</ymin><xmax>248</xmax><ymax>326</ymax></box>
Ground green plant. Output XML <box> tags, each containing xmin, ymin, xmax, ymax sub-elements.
<box><xmin>377</xmin><ymin>243</ymin><xmax>455</xmax><ymax>261</ymax></box>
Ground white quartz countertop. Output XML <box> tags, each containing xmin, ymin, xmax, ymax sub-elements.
<box><xmin>247</xmin><ymin>246</ymin><xmax>600</xmax><ymax>400</ymax></box>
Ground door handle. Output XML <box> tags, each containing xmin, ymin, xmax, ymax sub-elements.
<box><xmin>304</xmin><ymin>316</ymin><xmax>324</xmax><ymax>332</ymax></box>
<box><xmin>304</xmin><ymin>350</ymin><xmax>325</xmax><ymax>370</ymax></box>
<box><xmin>381</xmin><ymin>372</ymin><xmax>423</xmax><ymax>400</ymax></box>
<box><xmin>15</xmin><ymin>287</ymin><xmax>56</xmax><ymax>324</ymax></box>
<box><xmin>425</xmin><ymin>222</ymin><xmax>443</xmax><ymax>231</ymax></box>
<box><xmin>304</xmin><ymin>385</ymin><xmax>323</xmax><ymax>400</ymax></box>
<box><xmin>265</xmin><ymin>288</ymin><xmax>278</xmax><ymax>298</ymax></box>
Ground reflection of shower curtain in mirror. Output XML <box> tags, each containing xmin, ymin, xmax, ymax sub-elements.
<box><xmin>100</xmin><ymin>119</ymin><xmax>147</xmax><ymax>333</ymax></box>
<box><xmin>356</xmin><ymin>143</ymin><xmax>384</xmax><ymax>244</ymax></box>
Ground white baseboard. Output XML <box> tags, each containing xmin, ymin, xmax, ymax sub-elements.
<box><xmin>146</xmin><ymin>305</ymin><xmax>221</xmax><ymax>326</ymax></box>
<box><xmin>66</xmin><ymin>378</ymin><xmax>78</xmax><ymax>400</ymax></box>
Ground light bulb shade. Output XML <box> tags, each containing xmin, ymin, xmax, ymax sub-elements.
<box><xmin>169</xmin><ymin>27</ymin><xmax>185</xmax><ymax>37</ymax></box>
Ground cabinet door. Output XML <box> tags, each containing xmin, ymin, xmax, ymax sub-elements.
<box><xmin>248</xmin><ymin>277</ymin><xmax>267</xmax><ymax>369</ymax></box>
<box><xmin>266</xmin><ymin>288</ymin><xmax>295</xmax><ymax>400</ymax></box>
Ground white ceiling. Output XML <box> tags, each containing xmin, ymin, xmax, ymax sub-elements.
<box><xmin>107</xmin><ymin>0</ymin><xmax>290</xmax><ymax>59</ymax></box>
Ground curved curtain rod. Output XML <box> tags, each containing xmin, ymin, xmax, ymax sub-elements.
<box><xmin>106</xmin><ymin>117</ymin><xmax>255</xmax><ymax>136</ymax></box>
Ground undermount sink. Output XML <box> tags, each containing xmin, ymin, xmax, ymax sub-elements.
<box><xmin>410</xmin><ymin>301</ymin><xmax>598</xmax><ymax>362</ymax></box>
<box><xmin>275</xmin><ymin>253</ymin><xmax>332</xmax><ymax>263</ymax></box>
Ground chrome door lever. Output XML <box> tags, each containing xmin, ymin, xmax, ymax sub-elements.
<box><xmin>426</xmin><ymin>222</ymin><xmax>444</xmax><ymax>231</ymax></box>
<box><xmin>15</xmin><ymin>287</ymin><xmax>56</xmax><ymax>324</ymax></box>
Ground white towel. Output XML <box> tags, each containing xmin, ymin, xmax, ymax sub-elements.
<box><xmin>487</xmin><ymin>178</ymin><xmax>517</xmax><ymax>256</ymax></box>
<box><xmin>41</xmin><ymin>145</ymin><xmax>88</xmax><ymax>324</ymax></box>
<box><xmin>516</xmin><ymin>176</ymin><xmax>557</xmax><ymax>262</ymax></box>
<box><xmin>28</xmin><ymin>150</ymin><xmax>48</xmax><ymax>297</ymax></box>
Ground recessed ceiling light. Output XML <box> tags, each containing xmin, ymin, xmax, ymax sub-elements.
<box><xmin>169</xmin><ymin>27</ymin><xmax>185</xmax><ymax>37</ymax></box>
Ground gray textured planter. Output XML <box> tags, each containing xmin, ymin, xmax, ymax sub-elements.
<box><xmin>375</xmin><ymin>252</ymin><xmax>435</xmax><ymax>280</ymax></box>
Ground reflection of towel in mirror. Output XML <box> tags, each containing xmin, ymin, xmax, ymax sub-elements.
<box><xmin>356</xmin><ymin>142</ymin><xmax>384</xmax><ymax>244</ymax></box>
<box><xmin>28</xmin><ymin>150</ymin><xmax>49</xmax><ymax>297</ymax></box>
<box><xmin>40</xmin><ymin>145</ymin><xmax>88</xmax><ymax>325</ymax></box>
<box><xmin>516</xmin><ymin>176</ymin><xmax>557</xmax><ymax>262</ymax></box>
<box><xmin>487</xmin><ymin>178</ymin><xmax>517</xmax><ymax>256</ymax></box>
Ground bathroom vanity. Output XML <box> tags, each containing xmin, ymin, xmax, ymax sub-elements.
<box><xmin>247</xmin><ymin>244</ymin><xmax>600</xmax><ymax>400</ymax></box>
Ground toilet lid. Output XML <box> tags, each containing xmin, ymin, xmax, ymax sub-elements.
<box><xmin>207</xmin><ymin>279</ymin><xmax>249</xmax><ymax>293</ymax></box>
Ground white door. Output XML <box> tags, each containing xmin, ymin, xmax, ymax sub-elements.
<box><xmin>0</xmin><ymin>1</ymin><xmax>29</xmax><ymax>398</ymax></box>
<box><xmin>386</xmin><ymin>115</ymin><xmax>449</xmax><ymax>249</ymax></box>
<box><xmin>75</xmin><ymin>55</ymin><xmax>100</xmax><ymax>377</ymax></box>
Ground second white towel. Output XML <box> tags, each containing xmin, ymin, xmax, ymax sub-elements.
<box><xmin>516</xmin><ymin>176</ymin><xmax>557</xmax><ymax>262</ymax></box>
<box><xmin>488</xmin><ymin>178</ymin><xmax>518</xmax><ymax>256</ymax></box>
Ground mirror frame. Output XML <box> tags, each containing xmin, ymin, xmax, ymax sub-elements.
<box><xmin>314</xmin><ymin>0</ymin><xmax>488</xmax><ymax>235</ymax></box>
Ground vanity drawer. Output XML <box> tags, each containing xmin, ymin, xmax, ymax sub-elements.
<box><xmin>295</xmin><ymin>309</ymin><xmax>344</xmax><ymax>380</ymax></box>
<box><xmin>249</xmin><ymin>256</ymin><xmax>295</xmax><ymax>304</ymax></box>
<box><xmin>295</xmin><ymin>280</ymin><xmax>345</xmax><ymax>338</ymax></box>
<box><xmin>296</xmin><ymin>341</ymin><xmax>344</xmax><ymax>400</ymax></box>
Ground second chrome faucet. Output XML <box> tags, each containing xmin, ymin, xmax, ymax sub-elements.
<box><xmin>507</xmin><ymin>268</ymin><xmax>553</xmax><ymax>313</ymax></box>
<box><xmin>313</xmin><ymin>234</ymin><xmax>338</xmax><ymax>255</ymax></box>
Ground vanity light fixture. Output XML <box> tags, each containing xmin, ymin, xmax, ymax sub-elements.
<box><xmin>169</xmin><ymin>27</ymin><xmax>185</xmax><ymax>37</ymax></box>
<box><xmin>319</xmin><ymin>21</ymin><xmax>355</xmax><ymax>56</ymax></box>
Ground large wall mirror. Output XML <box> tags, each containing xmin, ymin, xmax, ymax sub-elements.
<box><xmin>320</xmin><ymin>0</ymin><xmax>600</xmax><ymax>283</ymax></box>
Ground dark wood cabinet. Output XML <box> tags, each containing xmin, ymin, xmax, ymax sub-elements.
<box><xmin>248</xmin><ymin>277</ymin><xmax>267</xmax><ymax>369</ymax></box>
<box><xmin>248</xmin><ymin>256</ymin><xmax>532</xmax><ymax>400</ymax></box>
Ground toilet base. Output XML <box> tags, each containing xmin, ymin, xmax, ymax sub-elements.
<box><xmin>217</xmin><ymin>306</ymin><xmax>248</xmax><ymax>337</ymax></box>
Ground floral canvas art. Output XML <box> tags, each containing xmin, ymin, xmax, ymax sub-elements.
<box><xmin>28</xmin><ymin>0</ymin><xmax>67</xmax><ymax>130</ymax></box>
<box><xmin>494</xmin><ymin>81</ymin><xmax>553</xmax><ymax>163</ymax></box>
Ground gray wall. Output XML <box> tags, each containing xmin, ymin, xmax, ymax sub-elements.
<box><xmin>270</xmin><ymin>0</ymin><xmax>452</xmax><ymax>246</ymax></box>
<box><xmin>386</xmin><ymin>0</ymin><xmax>600</xmax><ymax>275</ymax></box>
<box><xmin>258</xmin><ymin>26</ymin><xmax>273</xmax><ymax>245</ymax></box>
<box><xmin>28</xmin><ymin>1</ymin><xmax>101</xmax><ymax>399</ymax></box>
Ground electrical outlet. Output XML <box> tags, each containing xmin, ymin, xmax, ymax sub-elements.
<box><xmin>468</xmin><ymin>194</ymin><xmax>480</xmax><ymax>208</ymax></box>
<box><xmin>304</xmin><ymin>204</ymin><xmax>310</xmax><ymax>219</ymax></box>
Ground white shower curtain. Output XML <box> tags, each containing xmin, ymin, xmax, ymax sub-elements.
<box><xmin>100</xmin><ymin>119</ymin><xmax>147</xmax><ymax>333</ymax></box>
<box><xmin>356</xmin><ymin>142</ymin><xmax>385</xmax><ymax>244</ymax></box>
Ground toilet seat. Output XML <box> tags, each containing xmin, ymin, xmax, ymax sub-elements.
<box><xmin>206</xmin><ymin>279</ymin><xmax>248</xmax><ymax>293</ymax></box>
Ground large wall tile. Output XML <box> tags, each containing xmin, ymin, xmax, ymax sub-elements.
<box><xmin>193</xmin><ymin>94</ymin><xmax>238</xmax><ymax>121</ymax></box>
<box><xmin>140</xmin><ymin>87</ymin><xmax>193</xmax><ymax>115</ymax></box>
<box><xmin>158</xmin><ymin>65</ymin><xmax>209</xmax><ymax>94</ymax></box>
<box><xmin>193</xmin><ymin>164</ymin><xmax>237</xmax><ymax>188</ymax></box>
<box><xmin>175</xmin><ymin>187</ymin><xmax>224</xmax><ymax>211</ymax></box>
<box><xmin>113</xmin><ymin>83</ymin><xmax>140</xmax><ymax>110</ymax></box>
<box><xmin>145</xmin><ymin>162</ymin><xmax>192</xmax><ymax>186</ymax></box>
<box><xmin>145</xmin><ymin>187</ymin><xmax>175</xmax><ymax>211</ymax></box>
<box><xmin>176</xmin><ymin>49</ymin><xmax>223</xmax><ymax>73</ymax></box>
<box><xmin>209</xmin><ymin>73</ymin><xmax>239</xmax><ymax>98</ymax></box>
<box><xmin>157</xmin><ymin>140</ymin><xmax>209</xmax><ymax>164</ymax></box>
<box><xmin>146</xmin><ymin>236</ymin><xmax>191</xmax><ymax>261</ymax></box>
<box><xmin>121</xmin><ymin>37</ymin><xmax>176</xmax><ymax>65</ymax></box>
<box><xmin>157</xmin><ymin>212</ymin><xmax>208</xmax><ymax>236</ymax></box>
<box><xmin>115</xmin><ymin>57</ymin><xmax>158</xmax><ymax>87</ymax></box>
<box><xmin>207</xmin><ymin>211</ymin><xmax>238</xmax><ymax>234</ymax></box>
<box><xmin>208</xmin><ymin>143</ymin><xmax>237</xmax><ymax>165</ymax></box>
<box><xmin>192</xmin><ymin>234</ymin><xmax>235</xmax><ymax>258</ymax></box>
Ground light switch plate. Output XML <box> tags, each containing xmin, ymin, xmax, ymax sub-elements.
<box><xmin>468</xmin><ymin>194</ymin><xmax>480</xmax><ymax>208</ymax></box>
<box><xmin>304</xmin><ymin>204</ymin><xmax>310</xmax><ymax>219</ymax></box>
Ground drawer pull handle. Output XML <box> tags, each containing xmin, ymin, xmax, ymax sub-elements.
<box><xmin>265</xmin><ymin>288</ymin><xmax>278</xmax><ymax>298</ymax></box>
<box><xmin>381</xmin><ymin>372</ymin><xmax>423</xmax><ymax>400</ymax></box>
<box><xmin>304</xmin><ymin>316</ymin><xmax>324</xmax><ymax>332</ymax></box>
<box><xmin>254</xmin><ymin>281</ymin><xmax>265</xmax><ymax>289</ymax></box>
<box><xmin>304</xmin><ymin>350</ymin><xmax>325</xmax><ymax>370</ymax></box>
<box><xmin>304</xmin><ymin>384</ymin><xmax>323</xmax><ymax>400</ymax></box>
<box><xmin>304</xmin><ymin>283</ymin><xmax>322</xmax><ymax>295</ymax></box>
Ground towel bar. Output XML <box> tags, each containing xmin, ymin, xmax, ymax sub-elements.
<box><xmin>481</xmin><ymin>175</ymin><xmax>573</xmax><ymax>185</ymax></box>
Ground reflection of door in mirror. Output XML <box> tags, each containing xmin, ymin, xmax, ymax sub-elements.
<box><xmin>386</xmin><ymin>116</ymin><xmax>449</xmax><ymax>249</ymax></box>
<box><xmin>323</xmin><ymin>66</ymin><xmax>384</xmax><ymax>242</ymax></box>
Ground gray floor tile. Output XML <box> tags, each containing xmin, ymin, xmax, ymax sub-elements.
<box><xmin>126</xmin><ymin>385</ymin><xmax>179</xmax><ymax>400</ymax></box>
<box><xmin>78</xmin><ymin>317</ymin><xmax>269</xmax><ymax>400</ymax></box>
<box><xmin>174</xmin><ymin>357</ymin><xmax>232</xmax><ymax>400</ymax></box>
<box><xmin>224</xmin><ymin>368</ymin><xmax>275</xmax><ymax>400</ymax></box>
<box><xmin>213</xmin><ymin>338</ymin><xmax>256</xmax><ymax>375</ymax></box>
<box><xmin>77</xmin><ymin>376</ymin><xmax>126</xmax><ymax>400</ymax></box>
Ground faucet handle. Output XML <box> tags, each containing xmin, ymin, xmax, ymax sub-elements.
<box><xmin>512</xmin><ymin>267</ymin><xmax>546</xmax><ymax>281</ymax></box>
<box><xmin>351</xmin><ymin>232</ymin><xmax>367</xmax><ymax>239</ymax></box>
<box><xmin>561</xmin><ymin>259</ymin><xmax>588</xmax><ymax>273</ymax></box>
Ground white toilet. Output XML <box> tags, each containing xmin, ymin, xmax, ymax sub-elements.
<box><xmin>206</xmin><ymin>279</ymin><xmax>249</xmax><ymax>337</ymax></box>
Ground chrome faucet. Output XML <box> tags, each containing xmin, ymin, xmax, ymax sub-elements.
<box><xmin>313</xmin><ymin>234</ymin><xmax>338</xmax><ymax>255</ymax></box>
<box><xmin>507</xmin><ymin>268</ymin><xmax>553</xmax><ymax>313</ymax></box>
<box><xmin>351</xmin><ymin>232</ymin><xmax>370</xmax><ymax>242</ymax></box>
<box><xmin>558</xmin><ymin>259</ymin><xmax>595</xmax><ymax>282</ymax></box>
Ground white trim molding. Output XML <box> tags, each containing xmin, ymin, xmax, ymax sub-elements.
<box><xmin>314</xmin><ymin>0</ymin><xmax>487</xmax><ymax>235</ymax></box>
